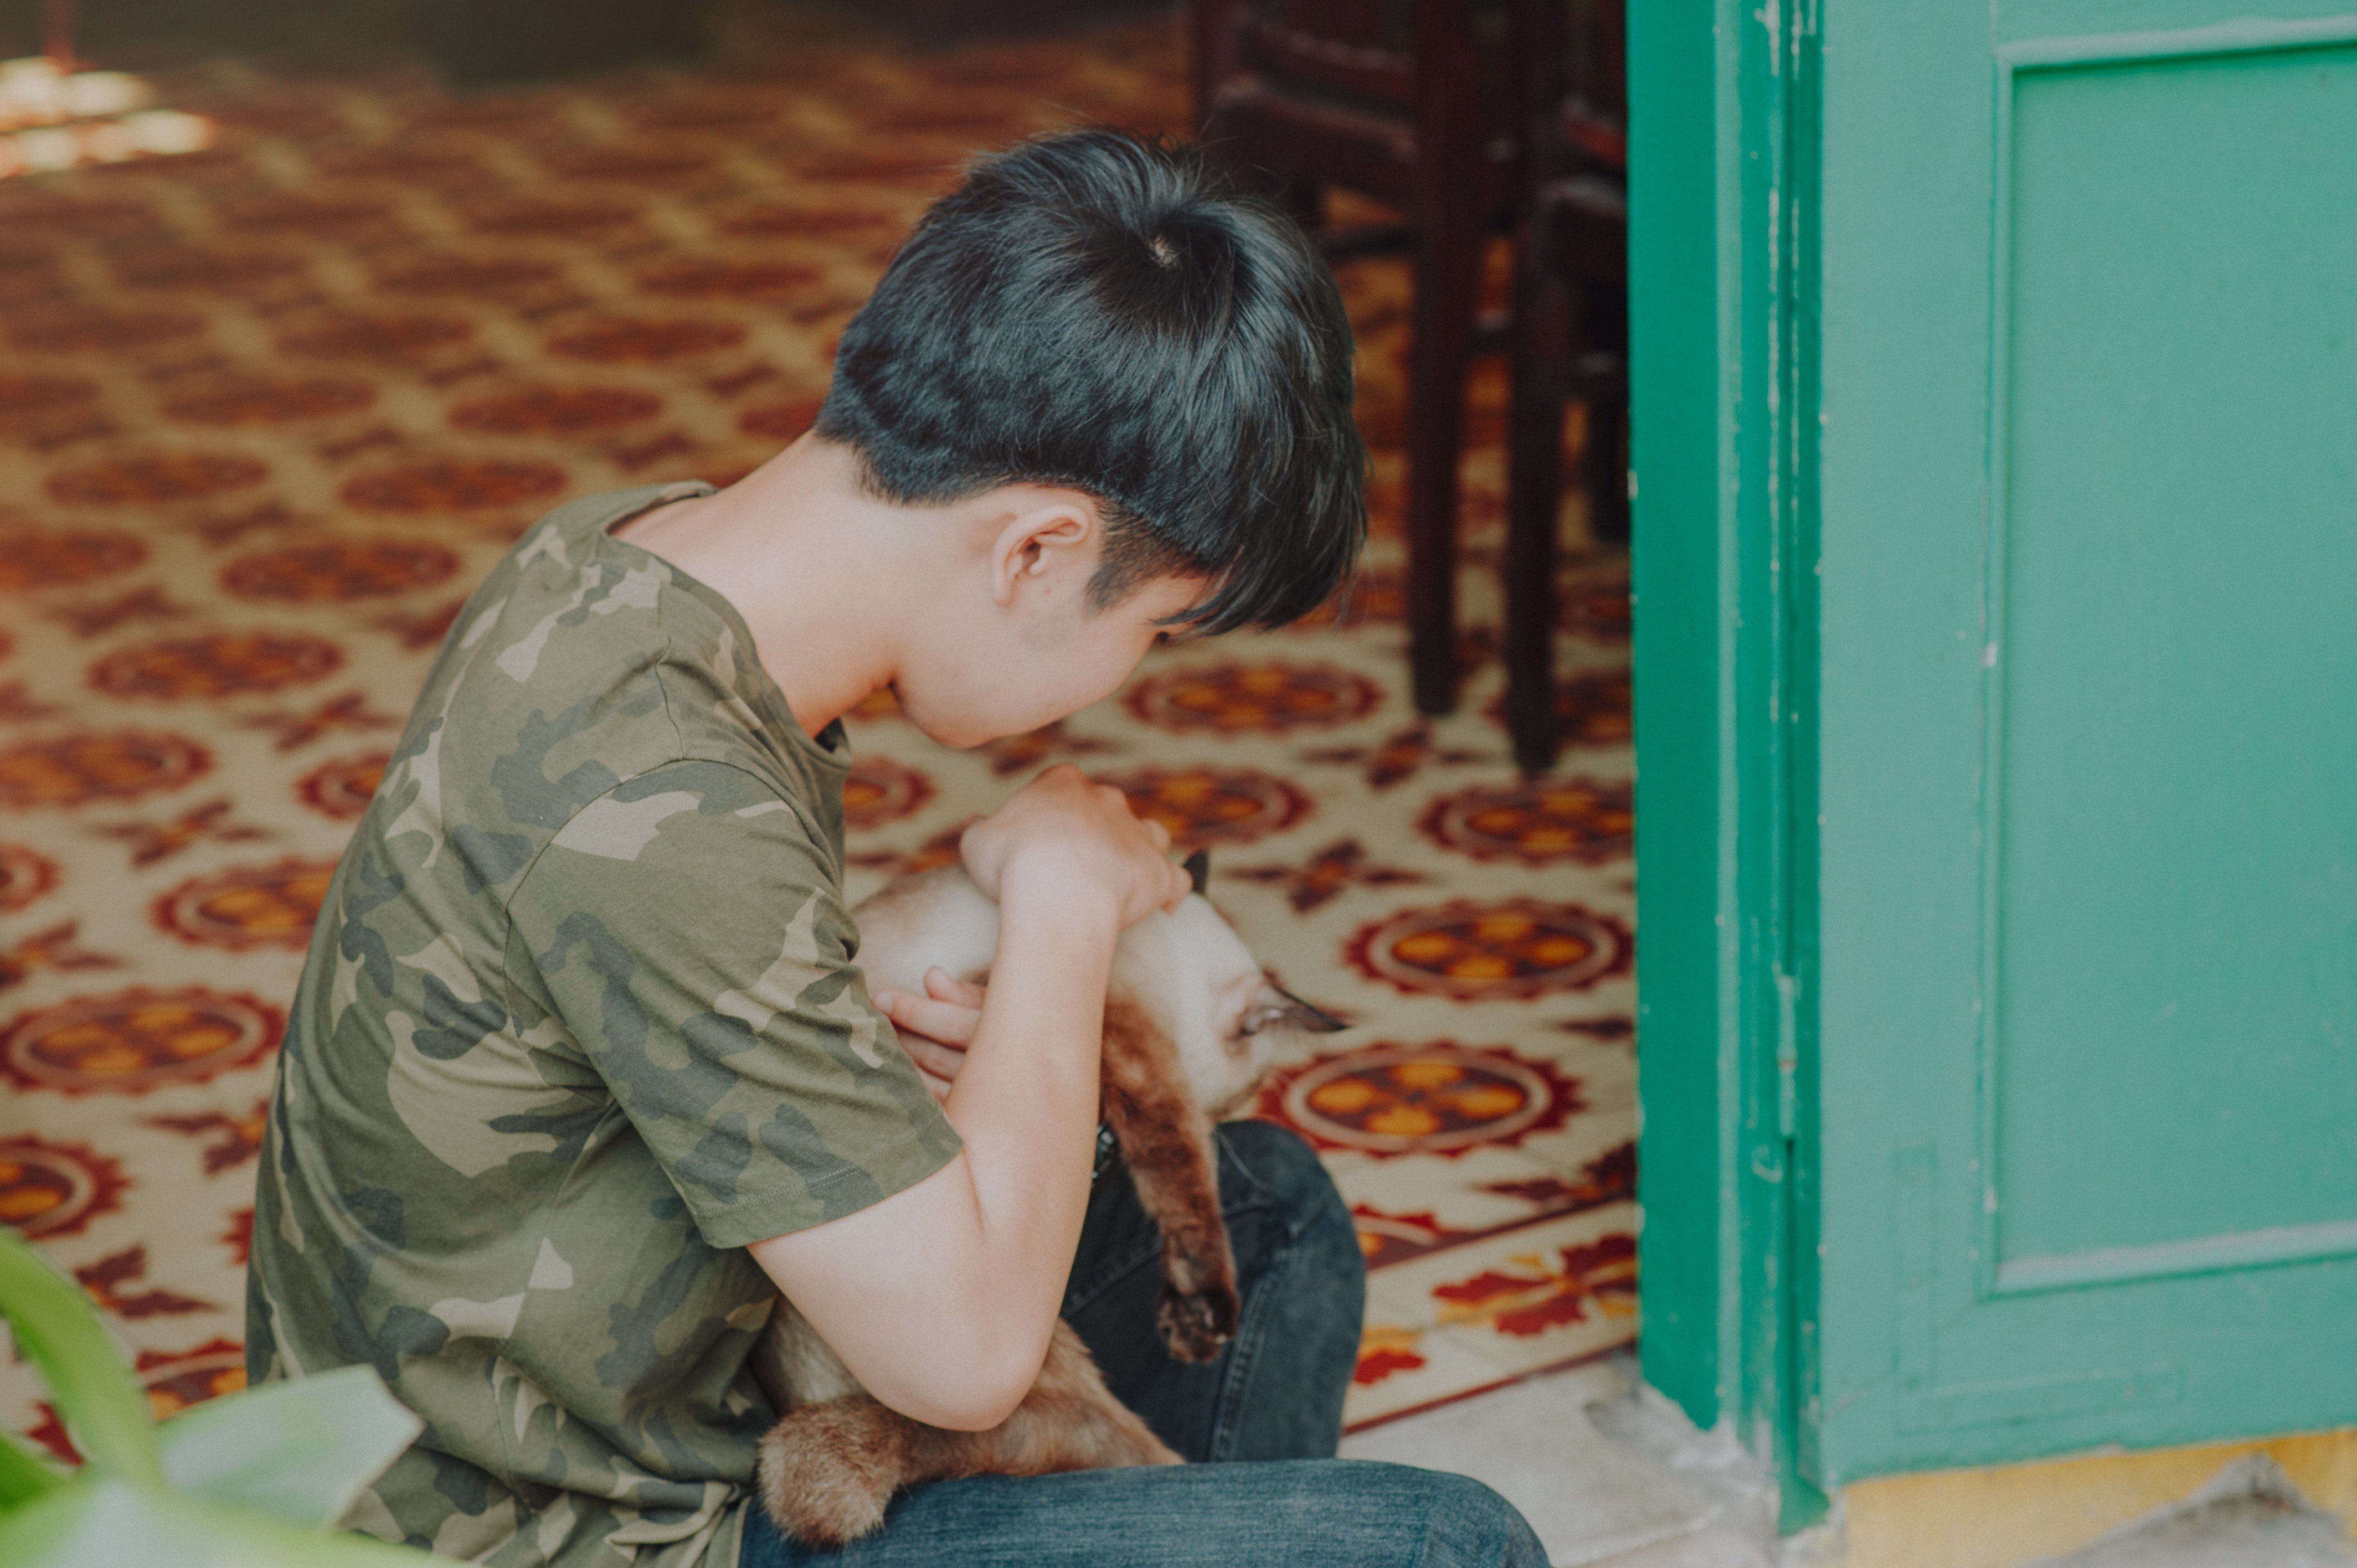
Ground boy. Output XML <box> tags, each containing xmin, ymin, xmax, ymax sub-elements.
<box><xmin>248</xmin><ymin>130</ymin><xmax>1546</xmax><ymax>1567</ymax></box>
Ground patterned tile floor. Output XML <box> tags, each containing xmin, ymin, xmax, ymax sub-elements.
<box><xmin>0</xmin><ymin>9</ymin><xmax>1635</xmax><ymax>1453</ymax></box>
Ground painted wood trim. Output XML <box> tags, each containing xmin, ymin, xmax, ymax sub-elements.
<box><xmin>1628</xmin><ymin>0</ymin><xmax>1735</xmax><ymax>1433</ymax></box>
<box><xmin>1630</xmin><ymin>0</ymin><xmax>1827</xmax><ymax>1527</ymax></box>
<box><xmin>1997</xmin><ymin>1219</ymin><xmax>2357</xmax><ymax>1296</ymax></box>
<box><xmin>1997</xmin><ymin>13</ymin><xmax>2357</xmax><ymax>69</ymax></box>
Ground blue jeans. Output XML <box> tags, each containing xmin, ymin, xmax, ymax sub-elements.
<box><xmin>742</xmin><ymin>1121</ymin><xmax>1546</xmax><ymax>1566</ymax></box>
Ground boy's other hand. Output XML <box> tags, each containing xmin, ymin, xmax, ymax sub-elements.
<box><xmin>960</xmin><ymin>764</ymin><xmax>1191</xmax><ymax>930</ymax></box>
<box><xmin>877</xmin><ymin>968</ymin><xmax>984</xmax><ymax>1103</ymax></box>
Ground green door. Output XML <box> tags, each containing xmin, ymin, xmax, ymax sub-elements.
<box><xmin>1631</xmin><ymin>0</ymin><xmax>2357</xmax><ymax>1507</ymax></box>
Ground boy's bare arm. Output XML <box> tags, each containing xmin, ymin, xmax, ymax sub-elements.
<box><xmin>747</xmin><ymin>767</ymin><xmax>1190</xmax><ymax>1431</ymax></box>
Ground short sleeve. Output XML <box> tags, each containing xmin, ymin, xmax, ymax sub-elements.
<box><xmin>508</xmin><ymin>758</ymin><xmax>962</xmax><ymax>1249</ymax></box>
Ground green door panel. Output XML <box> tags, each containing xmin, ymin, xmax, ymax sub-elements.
<box><xmin>1993</xmin><ymin>42</ymin><xmax>2357</xmax><ymax>1271</ymax></box>
<box><xmin>1809</xmin><ymin>3</ymin><xmax>2357</xmax><ymax>1481</ymax></box>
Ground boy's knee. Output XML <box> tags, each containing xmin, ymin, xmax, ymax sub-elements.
<box><xmin>1394</xmin><ymin>1468</ymin><xmax>1546</xmax><ymax>1568</ymax></box>
<box><xmin>1313</xmin><ymin>1464</ymin><xmax>1546</xmax><ymax>1568</ymax></box>
<box><xmin>1423</xmin><ymin>1471</ymin><xmax>1546</xmax><ymax>1567</ymax></box>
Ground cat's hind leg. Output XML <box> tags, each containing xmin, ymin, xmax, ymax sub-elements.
<box><xmin>912</xmin><ymin>1320</ymin><xmax>1183</xmax><ymax>1476</ymax></box>
<box><xmin>755</xmin><ymin>1394</ymin><xmax>919</xmax><ymax>1547</ymax></box>
<box><xmin>758</xmin><ymin>1324</ymin><xmax>1178</xmax><ymax>1545</ymax></box>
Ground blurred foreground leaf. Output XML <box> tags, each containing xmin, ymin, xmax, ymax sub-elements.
<box><xmin>157</xmin><ymin>1363</ymin><xmax>422</xmax><ymax>1528</ymax></box>
<box><xmin>0</xmin><ymin>1221</ymin><xmax>162</xmax><ymax>1484</ymax></box>
<box><xmin>0</xmin><ymin>1227</ymin><xmax>432</xmax><ymax>1566</ymax></box>
<box><xmin>0</xmin><ymin>1428</ymin><xmax>65</xmax><ymax>1507</ymax></box>
<box><xmin>0</xmin><ymin>1476</ymin><xmax>434</xmax><ymax>1566</ymax></box>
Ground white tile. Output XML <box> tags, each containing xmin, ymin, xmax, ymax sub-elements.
<box><xmin>1341</xmin><ymin>1362</ymin><xmax>1729</xmax><ymax>1568</ymax></box>
<box><xmin>1341</xmin><ymin>1319</ymin><xmax>1527</xmax><ymax>1431</ymax></box>
<box><xmin>1585</xmin><ymin>1530</ymin><xmax>1774</xmax><ymax>1568</ymax></box>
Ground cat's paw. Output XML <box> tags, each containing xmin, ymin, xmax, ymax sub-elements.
<box><xmin>755</xmin><ymin>1401</ymin><xmax>906</xmax><ymax>1546</ymax></box>
<box><xmin>1155</xmin><ymin>1279</ymin><xmax>1240</xmax><ymax>1362</ymax></box>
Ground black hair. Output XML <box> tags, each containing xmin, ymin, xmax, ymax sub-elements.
<box><xmin>813</xmin><ymin>128</ymin><xmax>1366</xmax><ymax>633</ymax></box>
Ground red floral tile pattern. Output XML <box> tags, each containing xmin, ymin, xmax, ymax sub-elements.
<box><xmin>449</xmin><ymin>385</ymin><xmax>665</xmax><ymax>435</ymax></box>
<box><xmin>0</xmin><ymin>528</ymin><xmax>148</xmax><ymax>590</ymax></box>
<box><xmin>0</xmin><ymin>373</ymin><xmax>104</xmax><ymax>426</ymax></box>
<box><xmin>8</xmin><ymin>306</ymin><xmax>207</xmax><ymax>354</ymax></box>
<box><xmin>295</xmin><ymin>750</ymin><xmax>389</xmax><ymax>821</ymax></box>
<box><xmin>1255</xmin><ymin>1043</ymin><xmax>1582</xmax><ymax>1158</ymax></box>
<box><xmin>1095</xmin><ymin>765</ymin><xmax>1313</xmax><ymax>849</ymax></box>
<box><xmin>0</xmin><ymin>844</ymin><xmax>63</xmax><ymax>911</ymax></box>
<box><xmin>457</xmin><ymin>195</ymin><xmax>641</xmax><ymax>237</ymax></box>
<box><xmin>0</xmin><ymin>1136</ymin><xmax>128</xmax><ymax>1241</ymax></box>
<box><xmin>372</xmin><ymin>254</ymin><xmax>567</xmax><ymax>298</ymax></box>
<box><xmin>339</xmin><ymin>456</ymin><xmax>569</xmax><ymax>513</ymax></box>
<box><xmin>1486</xmin><ymin>667</ymin><xmax>1633</xmax><ymax>749</ymax></box>
<box><xmin>71</xmin><ymin>1246</ymin><xmax>215</xmax><ymax>1321</ymax></box>
<box><xmin>150</xmin><ymin>1102</ymin><xmax>269</xmax><ymax>1176</ymax></box>
<box><xmin>1560</xmin><ymin>572</ymin><xmax>1632</xmax><ymax>642</ymax></box>
<box><xmin>220</xmin><ymin>540</ymin><xmax>461</xmax><ymax>603</ymax></box>
<box><xmin>842</xmin><ymin>755</ymin><xmax>937</xmax><ymax>830</ymax></box>
<box><xmin>0</xmin><ymin>730</ymin><xmax>212</xmax><ymax>808</ymax></box>
<box><xmin>545</xmin><ymin>315</ymin><xmax>748</xmax><ymax>362</ymax></box>
<box><xmin>152</xmin><ymin>859</ymin><xmax>336</xmax><ymax>951</ymax></box>
<box><xmin>1123</xmin><ymin>660</ymin><xmax>1383</xmax><ymax>734</ymax></box>
<box><xmin>275</xmin><ymin>310</ymin><xmax>475</xmax><ymax>361</ymax></box>
<box><xmin>45</xmin><ymin>452</ymin><xmax>271</xmax><ymax>508</ymax></box>
<box><xmin>160</xmin><ymin>377</ymin><xmax>377</xmax><ymax>426</ymax></box>
<box><xmin>1417</xmin><ymin>778</ymin><xmax>1634</xmax><ymax>865</ymax></box>
<box><xmin>1347</xmin><ymin>900</ymin><xmax>1632</xmax><ymax>1001</ymax></box>
<box><xmin>90</xmin><ymin>799</ymin><xmax>268</xmax><ymax>866</ymax></box>
<box><xmin>0</xmin><ymin>921</ymin><xmax>121</xmax><ymax>992</ymax></box>
<box><xmin>89</xmin><ymin>632</ymin><xmax>344</xmax><ymax>701</ymax></box>
<box><xmin>1432</xmin><ymin>1232</ymin><xmax>1637</xmax><ymax>1338</ymax></box>
<box><xmin>0</xmin><ymin>988</ymin><xmax>283</xmax><ymax>1095</ymax></box>
<box><xmin>738</xmin><ymin>394</ymin><xmax>828</xmax><ymax>440</ymax></box>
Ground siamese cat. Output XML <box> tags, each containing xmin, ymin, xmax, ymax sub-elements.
<box><xmin>752</xmin><ymin>850</ymin><xmax>1343</xmax><ymax>1545</ymax></box>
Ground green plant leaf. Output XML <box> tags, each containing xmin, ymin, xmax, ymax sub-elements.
<box><xmin>0</xmin><ymin>1426</ymin><xmax>66</xmax><ymax>1508</ymax></box>
<box><xmin>155</xmin><ymin>1363</ymin><xmax>422</xmax><ymax>1529</ymax></box>
<box><xmin>0</xmin><ymin>1474</ymin><xmax>435</xmax><ymax>1566</ymax></box>
<box><xmin>0</xmin><ymin>1230</ymin><xmax>161</xmax><ymax>1486</ymax></box>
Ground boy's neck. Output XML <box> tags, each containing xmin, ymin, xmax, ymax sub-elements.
<box><xmin>617</xmin><ymin>436</ymin><xmax>914</xmax><ymax>737</ymax></box>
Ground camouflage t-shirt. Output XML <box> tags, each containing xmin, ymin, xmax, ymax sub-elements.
<box><xmin>247</xmin><ymin>482</ymin><xmax>963</xmax><ymax>1568</ymax></box>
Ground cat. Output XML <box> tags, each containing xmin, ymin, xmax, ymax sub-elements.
<box><xmin>749</xmin><ymin>849</ymin><xmax>1344</xmax><ymax>1545</ymax></box>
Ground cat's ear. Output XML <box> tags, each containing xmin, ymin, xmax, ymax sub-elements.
<box><xmin>1183</xmin><ymin>848</ymin><xmax>1211</xmax><ymax>896</ymax></box>
<box><xmin>1242</xmin><ymin>979</ymin><xmax>1347</xmax><ymax>1035</ymax></box>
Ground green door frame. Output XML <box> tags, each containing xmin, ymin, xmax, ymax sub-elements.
<box><xmin>1627</xmin><ymin>0</ymin><xmax>1826</xmax><ymax>1529</ymax></box>
<box><xmin>1634</xmin><ymin>0</ymin><xmax>2357</xmax><ymax>1520</ymax></box>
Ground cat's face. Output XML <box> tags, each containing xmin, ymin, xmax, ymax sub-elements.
<box><xmin>1110</xmin><ymin>894</ymin><xmax>1343</xmax><ymax>1114</ymax></box>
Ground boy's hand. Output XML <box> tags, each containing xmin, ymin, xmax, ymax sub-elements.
<box><xmin>877</xmin><ymin>968</ymin><xmax>984</xmax><ymax>1103</ymax></box>
<box><xmin>960</xmin><ymin>765</ymin><xmax>1191</xmax><ymax>930</ymax></box>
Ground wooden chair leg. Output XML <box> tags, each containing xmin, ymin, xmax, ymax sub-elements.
<box><xmin>1505</xmin><ymin>272</ymin><xmax>1572</xmax><ymax>775</ymax></box>
<box><xmin>1186</xmin><ymin>0</ymin><xmax>1245</xmax><ymax>138</ymax></box>
<box><xmin>1275</xmin><ymin>179</ymin><xmax>1324</xmax><ymax>234</ymax></box>
<box><xmin>1404</xmin><ymin>208</ymin><xmax>1484</xmax><ymax>716</ymax></box>
<box><xmin>1586</xmin><ymin>389</ymin><xmax>1629</xmax><ymax>544</ymax></box>
<box><xmin>1586</xmin><ymin>285</ymin><xmax>1630</xmax><ymax>545</ymax></box>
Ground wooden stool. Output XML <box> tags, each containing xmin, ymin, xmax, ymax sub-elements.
<box><xmin>1502</xmin><ymin>0</ymin><xmax>1627</xmax><ymax>774</ymax></box>
<box><xmin>1191</xmin><ymin>0</ymin><xmax>1522</xmax><ymax>715</ymax></box>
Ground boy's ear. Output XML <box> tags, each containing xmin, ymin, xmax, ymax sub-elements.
<box><xmin>989</xmin><ymin>489</ymin><xmax>1101</xmax><ymax>608</ymax></box>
